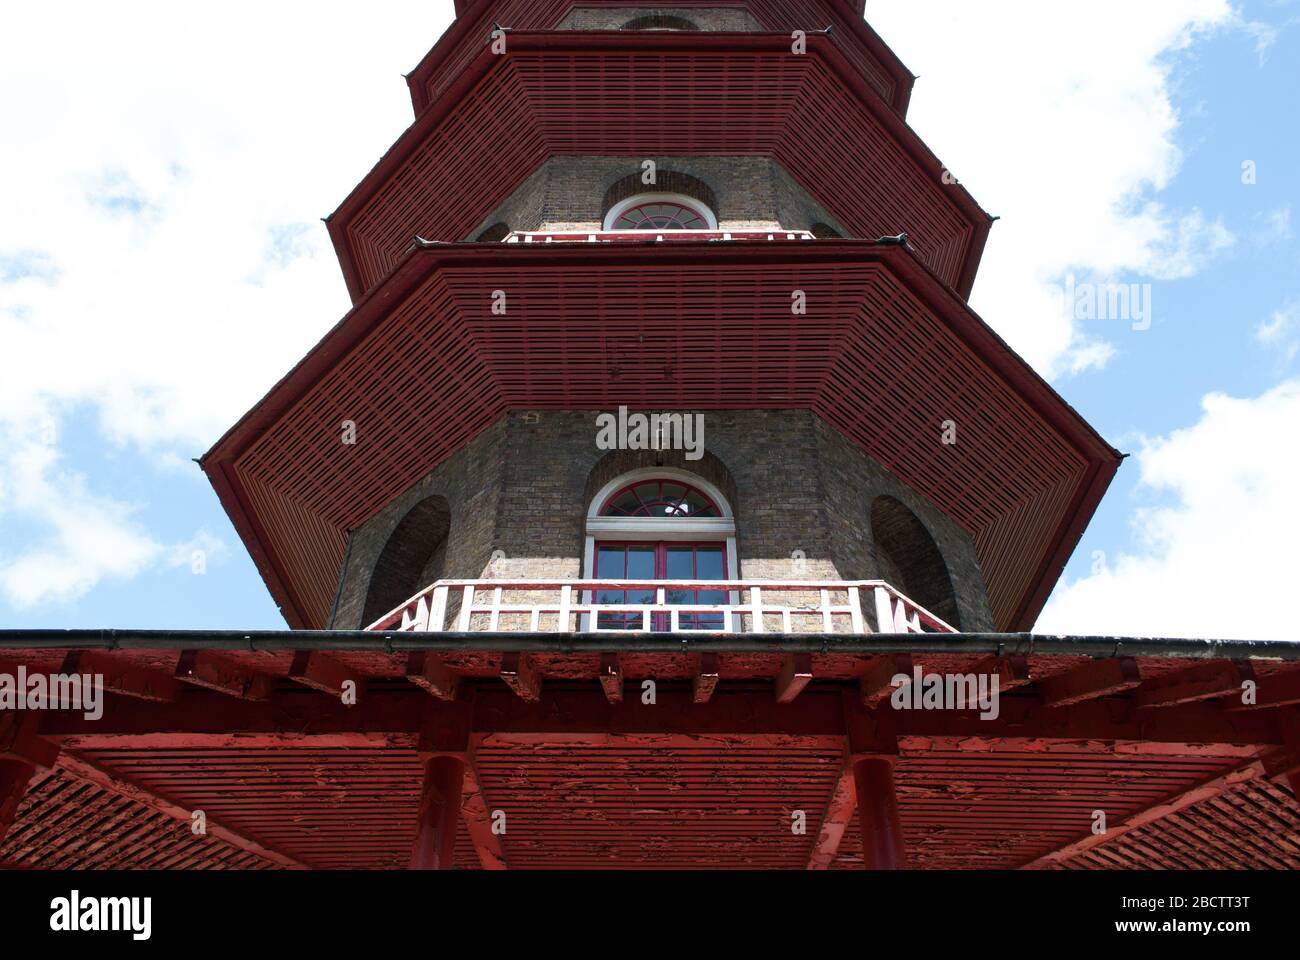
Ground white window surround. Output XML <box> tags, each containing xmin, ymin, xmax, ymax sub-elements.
<box><xmin>602</xmin><ymin>192</ymin><xmax>719</xmax><ymax>231</ymax></box>
<box><xmin>582</xmin><ymin>467</ymin><xmax>739</xmax><ymax>629</ymax></box>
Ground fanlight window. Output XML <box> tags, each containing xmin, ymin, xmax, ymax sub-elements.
<box><xmin>607</xmin><ymin>196</ymin><xmax>713</xmax><ymax>230</ymax></box>
<box><xmin>599</xmin><ymin>480</ymin><xmax>721</xmax><ymax>518</ymax></box>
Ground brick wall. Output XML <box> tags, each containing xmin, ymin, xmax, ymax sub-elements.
<box><xmin>330</xmin><ymin>410</ymin><xmax>995</xmax><ymax>632</ymax></box>
<box><xmin>466</xmin><ymin>156</ymin><xmax>850</xmax><ymax>238</ymax></box>
<box><xmin>558</xmin><ymin>7</ymin><xmax>763</xmax><ymax>31</ymax></box>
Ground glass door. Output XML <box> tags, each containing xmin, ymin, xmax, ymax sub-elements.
<box><xmin>594</xmin><ymin>542</ymin><xmax>728</xmax><ymax>631</ymax></box>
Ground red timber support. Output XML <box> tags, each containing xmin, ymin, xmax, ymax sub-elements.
<box><xmin>174</xmin><ymin>650</ymin><xmax>275</xmax><ymax>701</ymax></box>
<box><xmin>807</xmin><ymin>757</ymin><xmax>856</xmax><ymax>870</ymax></box>
<box><xmin>406</xmin><ymin>652</ymin><xmax>459</xmax><ymax>701</ymax></box>
<box><xmin>599</xmin><ymin>654</ymin><xmax>623</xmax><ymax>704</ymax></box>
<box><xmin>860</xmin><ymin>654</ymin><xmax>912</xmax><ymax>707</ymax></box>
<box><xmin>411</xmin><ymin>698</ymin><xmax>507</xmax><ymax>870</ymax></box>
<box><xmin>776</xmin><ymin>654</ymin><xmax>813</xmax><ymax>704</ymax></box>
<box><xmin>1021</xmin><ymin>737</ymin><xmax>1300</xmax><ymax>869</ymax></box>
<box><xmin>63</xmin><ymin>650</ymin><xmax>179</xmax><ymax>702</ymax></box>
<box><xmin>55</xmin><ymin>752</ymin><xmax>309</xmax><ymax>869</ymax></box>
<box><xmin>843</xmin><ymin>691</ymin><xmax>906</xmax><ymax>870</ymax></box>
<box><xmin>1039</xmin><ymin>656</ymin><xmax>1142</xmax><ymax>707</ymax></box>
<box><xmin>500</xmin><ymin>653</ymin><xmax>541</xmax><ymax>703</ymax></box>
<box><xmin>693</xmin><ymin>653</ymin><xmax>720</xmax><ymax>704</ymax></box>
<box><xmin>288</xmin><ymin>650</ymin><xmax>365</xmax><ymax>701</ymax></box>
<box><xmin>1135</xmin><ymin>661</ymin><xmax>1254</xmax><ymax>708</ymax></box>
<box><xmin>0</xmin><ymin>713</ymin><xmax>60</xmax><ymax>844</ymax></box>
<box><xmin>970</xmin><ymin>654</ymin><xmax>1033</xmax><ymax>692</ymax></box>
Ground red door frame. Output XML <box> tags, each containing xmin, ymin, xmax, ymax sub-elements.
<box><xmin>593</xmin><ymin>541</ymin><xmax>728</xmax><ymax>630</ymax></box>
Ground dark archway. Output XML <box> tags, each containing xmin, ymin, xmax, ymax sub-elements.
<box><xmin>810</xmin><ymin>222</ymin><xmax>844</xmax><ymax>239</ymax></box>
<box><xmin>474</xmin><ymin>222</ymin><xmax>510</xmax><ymax>242</ymax></box>
<box><xmin>362</xmin><ymin>495</ymin><xmax>451</xmax><ymax>626</ymax></box>
<box><xmin>622</xmin><ymin>14</ymin><xmax>699</xmax><ymax>31</ymax></box>
<box><xmin>870</xmin><ymin>496</ymin><xmax>961</xmax><ymax>629</ymax></box>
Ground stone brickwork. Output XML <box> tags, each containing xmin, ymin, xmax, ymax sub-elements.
<box><xmin>558</xmin><ymin>7</ymin><xmax>763</xmax><ymax>31</ymax></box>
<box><xmin>330</xmin><ymin>410</ymin><xmax>995</xmax><ymax>633</ymax></box>
<box><xmin>466</xmin><ymin>156</ymin><xmax>851</xmax><ymax>238</ymax></box>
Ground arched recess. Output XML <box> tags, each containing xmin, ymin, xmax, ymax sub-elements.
<box><xmin>602</xmin><ymin>170</ymin><xmax>719</xmax><ymax>227</ymax></box>
<box><xmin>810</xmin><ymin>222</ymin><xmax>844</xmax><ymax>239</ymax></box>
<box><xmin>474</xmin><ymin>222</ymin><xmax>510</xmax><ymax>242</ymax></box>
<box><xmin>870</xmin><ymin>496</ymin><xmax>962</xmax><ymax>629</ymax></box>
<box><xmin>362</xmin><ymin>495</ymin><xmax>451</xmax><ymax>627</ymax></box>
<box><xmin>622</xmin><ymin>14</ymin><xmax>700</xmax><ymax>31</ymax></box>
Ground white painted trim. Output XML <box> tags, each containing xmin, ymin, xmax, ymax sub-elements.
<box><xmin>587</xmin><ymin>466</ymin><xmax>733</xmax><ymax>519</ymax></box>
<box><xmin>602</xmin><ymin>192</ymin><xmax>718</xmax><ymax>231</ymax></box>
<box><xmin>582</xmin><ymin>467</ymin><xmax>737</xmax><ymax>630</ymax></box>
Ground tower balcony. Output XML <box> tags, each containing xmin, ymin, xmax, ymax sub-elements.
<box><xmin>504</xmin><ymin>229</ymin><xmax>815</xmax><ymax>245</ymax></box>
<box><xmin>366</xmin><ymin>578</ymin><xmax>957</xmax><ymax>635</ymax></box>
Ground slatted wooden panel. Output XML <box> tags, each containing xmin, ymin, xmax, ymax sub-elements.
<box><xmin>411</xmin><ymin>0</ymin><xmax>907</xmax><ymax>114</ymax></box>
<box><xmin>77</xmin><ymin>748</ymin><xmax>426</xmax><ymax>870</ymax></box>
<box><xmin>1054</xmin><ymin>777</ymin><xmax>1300</xmax><ymax>870</ymax></box>
<box><xmin>472</xmin><ymin>739</ymin><xmax>844</xmax><ymax>867</ymax></box>
<box><xmin>831</xmin><ymin>748</ymin><xmax>1248</xmax><ymax>869</ymax></box>
<box><xmin>0</xmin><ymin>767</ymin><xmax>279</xmax><ymax>870</ymax></box>
<box><xmin>338</xmin><ymin>39</ymin><xmax>981</xmax><ymax>298</ymax></box>
<box><xmin>229</xmin><ymin>254</ymin><xmax>1095</xmax><ymax>627</ymax></box>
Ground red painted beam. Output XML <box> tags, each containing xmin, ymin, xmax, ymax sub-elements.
<box><xmin>693</xmin><ymin>653</ymin><xmax>720</xmax><ymax>704</ymax></box>
<box><xmin>174</xmin><ymin>650</ymin><xmax>275</xmax><ymax>701</ymax></box>
<box><xmin>969</xmin><ymin>654</ymin><xmax>1033</xmax><ymax>692</ymax></box>
<box><xmin>1039</xmin><ymin>657</ymin><xmax>1142</xmax><ymax>708</ymax></box>
<box><xmin>860</xmin><ymin>654</ymin><xmax>912</xmax><ymax>706</ymax></box>
<box><xmin>54</xmin><ymin>751</ymin><xmax>308</xmax><ymax>869</ymax></box>
<box><xmin>776</xmin><ymin>653</ymin><xmax>813</xmax><ymax>704</ymax></box>
<box><xmin>288</xmin><ymin>650</ymin><xmax>365</xmax><ymax>702</ymax></box>
<box><xmin>406</xmin><ymin>652</ymin><xmax>459</xmax><ymax>701</ymax></box>
<box><xmin>63</xmin><ymin>650</ymin><xmax>179</xmax><ymax>702</ymax></box>
<box><xmin>807</xmin><ymin>757</ymin><xmax>856</xmax><ymax>870</ymax></box>
<box><xmin>599</xmin><ymin>653</ymin><xmax>623</xmax><ymax>704</ymax></box>
<box><xmin>1021</xmin><ymin>745</ymin><xmax>1300</xmax><ymax>869</ymax></box>
<box><xmin>461</xmin><ymin>760</ymin><xmax>508</xmax><ymax>870</ymax></box>
<box><xmin>1135</xmin><ymin>660</ymin><xmax>1254</xmax><ymax>709</ymax></box>
<box><xmin>411</xmin><ymin>755</ymin><xmax>465</xmax><ymax>870</ymax></box>
<box><xmin>853</xmin><ymin>757</ymin><xmax>906</xmax><ymax>869</ymax></box>
<box><xmin>500</xmin><ymin>653</ymin><xmax>541</xmax><ymax>703</ymax></box>
<box><xmin>1227</xmin><ymin>667</ymin><xmax>1300</xmax><ymax>711</ymax></box>
<box><xmin>0</xmin><ymin>759</ymin><xmax>36</xmax><ymax>844</ymax></box>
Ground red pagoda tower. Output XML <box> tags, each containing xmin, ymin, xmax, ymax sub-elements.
<box><xmin>2</xmin><ymin>0</ymin><xmax>1299</xmax><ymax>872</ymax></box>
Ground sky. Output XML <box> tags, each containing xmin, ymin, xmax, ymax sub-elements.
<box><xmin>0</xmin><ymin>1</ymin><xmax>1297</xmax><ymax>639</ymax></box>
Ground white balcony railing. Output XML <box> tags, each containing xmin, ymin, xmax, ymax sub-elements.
<box><xmin>503</xmin><ymin>229</ymin><xmax>816</xmax><ymax>244</ymax></box>
<box><xmin>366</xmin><ymin>579</ymin><xmax>957</xmax><ymax>636</ymax></box>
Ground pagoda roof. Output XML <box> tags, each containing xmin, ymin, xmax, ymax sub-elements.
<box><xmin>326</xmin><ymin>32</ymin><xmax>991</xmax><ymax>302</ymax></box>
<box><xmin>3</xmin><ymin>631</ymin><xmax>1298</xmax><ymax>869</ymax></box>
<box><xmin>413</xmin><ymin>0</ymin><xmax>915</xmax><ymax>118</ymax></box>
<box><xmin>200</xmin><ymin>239</ymin><xmax>1119</xmax><ymax>631</ymax></box>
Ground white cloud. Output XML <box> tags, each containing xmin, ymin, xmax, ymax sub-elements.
<box><xmin>1256</xmin><ymin>300</ymin><xmax>1300</xmax><ymax>365</ymax></box>
<box><xmin>1038</xmin><ymin>380</ymin><xmax>1300</xmax><ymax>641</ymax></box>
<box><xmin>0</xmin><ymin>2</ymin><xmax>458</xmax><ymax>609</ymax></box>
<box><xmin>871</xmin><ymin>0</ymin><xmax>1237</xmax><ymax>376</ymax></box>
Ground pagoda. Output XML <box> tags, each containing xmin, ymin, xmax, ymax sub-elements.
<box><xmin>2</xmin><ymin>0</ymin><xmax>1298</xmax><ymax>871</ymax></box>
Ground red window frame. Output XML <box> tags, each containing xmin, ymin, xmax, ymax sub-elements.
<box><xmin>593</xmin><ymin>541</ymin><xmax>729</xmax><ymax>631</ymax></box>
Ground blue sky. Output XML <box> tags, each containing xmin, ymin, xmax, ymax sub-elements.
<box><xmin>1</xmin><ymin>1</ymin><xmax>1297</xmax><ymax>638</ymax></box>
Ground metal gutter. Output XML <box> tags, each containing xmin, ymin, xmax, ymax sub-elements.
<box><xmin>2</xmin><ymin>631</ymin><xmax>1298</xmax><ymax>662</ymax></box>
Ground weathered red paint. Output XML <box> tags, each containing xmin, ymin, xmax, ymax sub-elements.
<box><xmin>411</xmin><ymin>755</ymin><xmax>465</xmax><ymax>870</ymax></box>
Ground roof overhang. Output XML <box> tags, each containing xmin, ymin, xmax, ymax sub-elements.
<box><xmin>327</xmin><ymin>32</ymin><xmax>990</xmax><ymax>302</ymax></box>
<box><xmin>417</xmin><ymin>0</ymin><xmax>915</xmax><ymax>118</ymax></box>
<box><xmin>201</xmin><ymin>239</ymin><xmax>1120</xmax><ymax>630</ymax></box>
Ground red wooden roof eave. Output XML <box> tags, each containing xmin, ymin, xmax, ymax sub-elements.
<box><xmin>200</xmin><ymin>240</ymin><xmax>1120</xmax><ymax>631</ymax></box>
<box><xmin>326</xmin><ymin>32</ymin><xmax>987</xmax><ymax>304</ymax></box>
<box><xmin>407</xmin><ymin>0</ymin><xmax>916</xmax><ymax>118</ymax></box>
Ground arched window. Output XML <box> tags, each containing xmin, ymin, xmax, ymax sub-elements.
<box><xmin>599</xmin><ymin>479</ymin><xmax>721</xmax><ymax>517</ymax></box>
<box><xmin>810</xmin><ymin>222</ymin><xmax>844</xmax><ymax>239</ymax></box>
<box><xmin>584</xmin><ymin>468</ymin><xmax>736</xmax><ymax>631</ymax></box>
<box><xmin>603</xmin><ymin>193</ymin><xmax>717</xmax><ymax>231</ymax></box>
<box><xmin>362</xmin><ymin>495</ymin><xmax>450</xmax><ymax>627</ymax></box>
<box><xmin>622</xmin><ymin>14</ymin><xmax>700</xmax><ymax>31</ymax></box>
<box><xmin>870</xmin><ymin>496</ymin><xmax>961</xmax><ymax>630</ymax></box>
